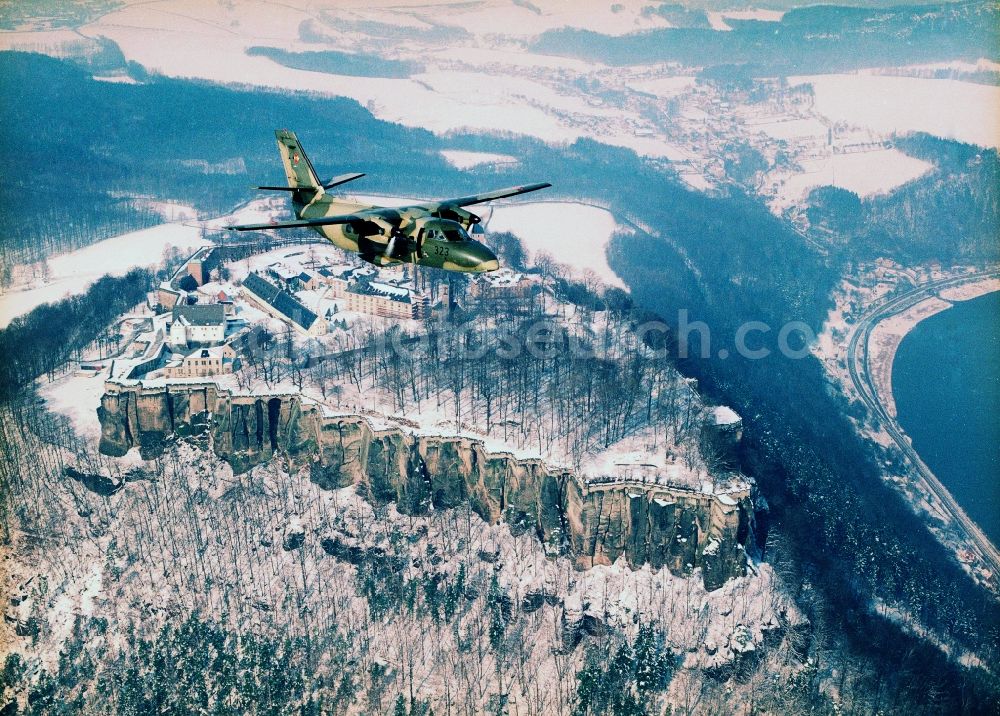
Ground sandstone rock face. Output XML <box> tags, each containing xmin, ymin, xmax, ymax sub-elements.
<box><xmin>98</xmin><ymin>383</ymin><xmax>752</xmax><ymax>590</ymax></box>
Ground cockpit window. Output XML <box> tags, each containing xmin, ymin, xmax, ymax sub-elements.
<box><xmin>424</xmin><ymin>223</ymin><xmax>468</xmax><ymax>242</ymax></box>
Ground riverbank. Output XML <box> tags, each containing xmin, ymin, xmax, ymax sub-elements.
<box><xmin>892</xmin><ymin>290</ymin><xmax>1000</xmax><ymax>546</ymax></box>
<box><xmin>867</xmin><ymin>276</ymin><xmax>1000</xmax><ymax>419</ymax></box>
<box><xmin>836</xmin><ymin>268</ymin><xmax>1000</xmax><ymax>589</ymax></box>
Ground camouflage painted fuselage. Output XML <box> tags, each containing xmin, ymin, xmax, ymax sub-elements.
<box><xmin>227</xmin><ymin>129</ymin><xmax>550</xmax><ymax>274</ymax></box>
<box><xmin>296</xmin><ymin>195</ymin><xmax>499</xmax><ymax>273</ymax></box>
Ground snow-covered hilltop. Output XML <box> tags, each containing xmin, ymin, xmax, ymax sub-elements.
<box><xmin>81</xmin><ymin>239</ymin><xmax>754</xmax><ymax>592</ymax></box>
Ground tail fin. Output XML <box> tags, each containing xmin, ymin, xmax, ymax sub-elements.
<box><xmin>275</xmin><ymin>129</ymin><xmax>323</xmax><ymax>197</ymax></box>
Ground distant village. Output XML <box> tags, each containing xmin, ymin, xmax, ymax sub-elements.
<box><xmin>103</xmin><ymin>241</ymin><xmax>545</xmax><ymax>385</ymax></box>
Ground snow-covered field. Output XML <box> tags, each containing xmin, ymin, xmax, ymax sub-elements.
<box><xmin>133</xmin><ymin>198</ymin><xmax>197</xmax><ymax>221</ymax></box>
<box><xmin>34</xmin><ymin>1</ymin><xmax>586</xmax><ymax>144</ymax></box>
<box><xmin>707</xmin><ymin>8</ymin><xmax>784</xmax><ymax>31</ymax></box>
<box><xmin>0</xmin><ymin>0</ymin><xmax>697</xmax><ymax>156</ymax></box>
<box><xmin>859</xmin><ymin>58</ymin><xmax>1000</xmax><ymax>77</ymax></box>
<box><xmin>440</xmin><ymin>150</ymin><xmax>517</xmax><ymax>169</ymax></box>
<box><xmin>37</xmin><ymin>369</ymin><xmax>109</xmax><ymax>439</ymax></box>
<box><xmin>308</xmin><ymin>0</ymin><xmax>672</xmax><ymax>38</ymax></box>
<box><xmin>0</xmin><ymin>27</ymin><xmax>91</xmax><ymax>54</ymax></box>
<box><xmin>92</xmin><ymin>74</ymin><xmax>139</xmax><ymax>84</ymax></box>
<box><xmin>603</xmin><ymin>133</ymin><xmax>690</xmax><ymax>161</ymax></box>
<box><xmin>0</xmin><ymin>222</ymin><xmax>210</xmax><ymax>328</ymax></box>
<box><xmin>202</xmin><ymin>197</ymin><xmax>285</xmax><ymax>229</ymax></box>
<box><xmin>430</xmin><ymin>45</ymin><xmax>595</xmax><ymax>72</ymax></box>
<box><xmin>770</xmin><ymin>148</ymin><xmax>933</xmax><ymax>209</ymax></box>
<box><xmin>418</xmin><ymin>69</ymin><xmax>613</xmax><ymax>119</ymax></box>
<box><xmin>790</xmin><ymin>74</ymin><xmax>1000</xmax><ymax>149</ymax></box>
<box><xmin>410</xmin><ymin>0</ymin><xmax>673</xmax><ymax>37</ymax></box>
<box><xmin>487</xmin><ymin>201</ymin><xmax>624</xmax><ymax>289</ymax></box>
<box><xmin>629</xmin><ymin>75</ymin><xmax>696</xmax><ymax>98</ymax></box>
<box><xmin>750</xmin><ymin>116</ymin><xmax>829</xmax><ymax>142</ymax></box>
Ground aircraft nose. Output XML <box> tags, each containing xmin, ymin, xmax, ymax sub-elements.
<box><xmin>466</xmin><ymin>242</ymin><xmax>499</xmax><ymax>272</ymax></box>
<box><xmin>476</xmin><ymin>246</ymin><xmax>499</xmax><ymax>272</ymax></box>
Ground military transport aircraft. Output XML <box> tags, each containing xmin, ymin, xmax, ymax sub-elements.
<box><xmin>225</xmin><ymin>130</ymin><xmax>551</xmax><ymax>273</ymax></box>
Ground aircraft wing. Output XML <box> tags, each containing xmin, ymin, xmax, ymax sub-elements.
<box><xmin>225</xmin><ymin>213</ymin><xmax>370</xmax><ymax>231</ymax></box>
<box><xmin>436</xmin><ymin>182</ymin><xmax>552</xmax><ymax>208</ymax></box>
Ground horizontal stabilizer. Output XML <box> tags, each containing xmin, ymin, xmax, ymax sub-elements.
<box><xmin>253</xmin><ymin>172</ymin><xmax>363</xmax><ymax>192</ymax></box>
<box><xmin>323</xmin><ymin>172</ymin><xmax>365</xmax><ymax>190</ymax></box>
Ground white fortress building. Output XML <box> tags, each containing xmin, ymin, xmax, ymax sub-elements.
<box><xmin>168</xmin><ymin>304</ymin><xmax>227</xmax><ymax>346</ymax></box>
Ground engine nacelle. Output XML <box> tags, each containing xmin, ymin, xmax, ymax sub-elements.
<box><xmin>432</xmin><ymin>205</ymin><xmax>481</xmax><ymax>231</ymax></box>
<box><xmin>343</xmin><ymin>217</ymin><xmax>390</xmax><ymax>238</ymax></box>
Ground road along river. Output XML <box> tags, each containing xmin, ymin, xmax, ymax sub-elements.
<box><xmin>846</xmin><ymin>270</ymin><xmax>1000</xmax><ymax>589</ymax></box>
